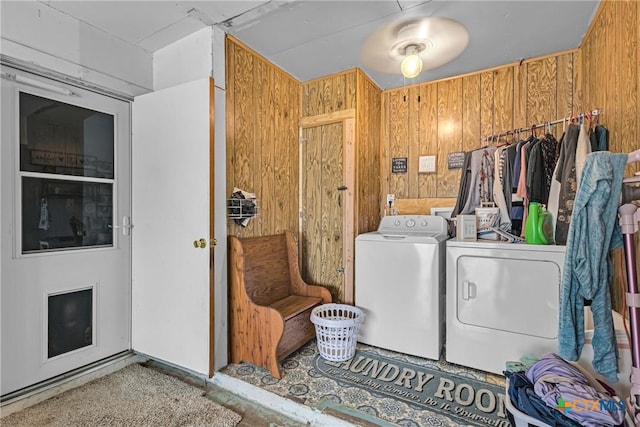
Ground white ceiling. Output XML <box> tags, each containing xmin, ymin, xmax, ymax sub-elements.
<box><xmin>40</xmin><ymin>0</ymin><xmax>601</xmax><ymax>90</ymax></box>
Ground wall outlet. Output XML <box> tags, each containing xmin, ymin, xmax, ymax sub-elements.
<box><xmin>386</xmin><ymin>194</ymin><xmax>395</xmax><ymax>207</ymax></box>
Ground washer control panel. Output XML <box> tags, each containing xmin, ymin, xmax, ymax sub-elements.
<box><xmin>378</xmin><ymin>215</ymin><xmax>448</xmax><ymax>237</ymax></box>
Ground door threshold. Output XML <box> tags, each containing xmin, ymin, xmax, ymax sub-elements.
<box><xmin>1</xmin><ymin>351</ymin><xmax>146</xmax><ymax>418</ymax></box>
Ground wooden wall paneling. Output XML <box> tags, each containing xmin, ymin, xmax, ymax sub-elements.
<box><xmin>255</xmin><ymin>59</ymin><xmax>271</xmax><ymax>235</ymax></box>
<box><xmin>418</xmin><ymin>83</ymin><xmax>438</xmax><ymax>197</ymax></box>
<box><xmin>303</xmin><ymin>81</ymin><xmax>319</xmax><ymax>117</ymax></box>
<box><xmin>480</xmin><ymin>71</ymin><xmax>494</xmax><ymax>137</ymax></box>
<box><xmin>225</xmin><ymin>39</ymin><xmax>236</xmax><ymax>229</ymax></box>
<box><xmin>617</xmin><ymin>0</ymin><xmax>637</xmax><ymax>158</ymax></box>
<box><xmin>526</xmin><ymin>57</ymin><xmax>557</xmax><ymax>127</ymax></box>
<box><xmin>462</xmin><ymin>74</ymin><xmax>481</xmax><ymax>152</ymax></box>
<box><xmin>583</xmin><ymin>20</ymin><xmax>594</xmax><ymax>116</ymax></box>
<box><xmin>388</xmin><ymin>88</ymin><xmax>410</xmax><ymax>199</ymax></box>
<box><xmin>493</xmin><ymin>67</ymin><xmax>514</xmax><ymax>138</ymax></box>
<box><xmin>226</xmin><ymin>37</ymin><xmax>302</xmax><ymax>238</ymax></box>
<box><xmin>332</xmin><ymin>74</ymin><xmax>347</xmax><ymax>112</ymax></box>
<box><xmin>272</xmin><ymin>68</ymin><xmax>289</xmax><ymax>234</ymax></box>
<box><xmin>321</xmin><ymin>122</ymin><xmax>345</xmax><ymax>301</ymax></box>
<box><xmin>300</xmin><ymin>126</ymin><xmax>323</xmax><ymax>288</ymax></box>
<box><xmin>407</xmin><ymin>86</ymin><xmax>420</xmax><ymax>197</ymax></box>
<box><xmin>228</xmin><ymin>41</ymin><xmax>255</xmax><ymax>237</ymax></box>
<box><xmin>356</xmin><ymin>73</ymin><xmax>369</xmax><ymax>233</ymax></box>
<box><xmin>342</xmin><ymin>117</ymin><xmax>356</xmax><ymax>304</ymax></box>
<box><xmin>356</xmin><ymin>71</ymin><xmax>382</xmax><ymax>234</ymax></box>
<box><xmin>590</xmin><ymin>7</ymin><xmax>605</xmax><ymax>127</ymax></box>
<box><xmin>437</xmin><ymin>78</ymin><xmax>463</xmax><ymax>197</ymax></box>
<box><xmin>573</xmin><ymin>49</ymin><xmax>584</xmax><ymax>115</ymax></box>
<box><xmin>556</xmin><ymin>53</ymin><xmax>574</xmax><ymax>135</ymax></box>
<box><xmin>380</xmin><ymin>92</ymin><xmax>391</xmax><ymax>213</ymax></box>
<box><xmin>513</xmin><ymin>63</ymin><xmax>528</xmax><ymax>130</ymax></box>
<box><xmin>395</xmin><ymin>198</ymin><xmax>458</xmax><ymax>215</ymax></box>
<box><xmin>346</xmin><ymin>71</ymin><xmax>358</xmax><ymax>111</ymax></box>
<box><xmin>604</xmin><ymin>3</ymin><xmax>620</xmax><ymax>154</ymax></box>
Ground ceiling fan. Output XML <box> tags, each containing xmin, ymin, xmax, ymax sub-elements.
<box><xmin>361</xmin><ymin>17</ymin><xmax>469</xmax><ymax>79</ymax></box>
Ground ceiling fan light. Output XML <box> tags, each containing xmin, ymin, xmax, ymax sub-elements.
<box><xmin>400</xmin><ymin>51</ymin><xmax>423</xmax><ymax>78</ymax></box>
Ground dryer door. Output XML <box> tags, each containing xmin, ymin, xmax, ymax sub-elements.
<box><xmin>456</xmin><ymin>255</ymin><xmax>560</xmax><ymax>339</ymax></box>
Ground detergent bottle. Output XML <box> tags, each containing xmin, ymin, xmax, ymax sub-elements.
<box><xmin>524</xmin><ymin>202</ymin><xmax>553</xmax><ymax>244</ymax></box>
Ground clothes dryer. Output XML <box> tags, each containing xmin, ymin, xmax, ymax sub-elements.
<box><xmin>355</xmin><ymin>215</ymin><xmax>448</xmax><ymax>360</ymax></box>
<box><xmin>446</xmin><ymin>240</ymin><xmax>566</xmax><ymax>375</ymax></box>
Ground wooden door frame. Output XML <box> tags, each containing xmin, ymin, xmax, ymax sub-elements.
<box><xmin>299</xmin><ymin>109</ymin><xmax>355</xmax><ymax>304</ymax></box>
<box><xmin>208</xmin><ymin>78</ymin><xmax>215</xmax><ymax>377</ymax></box>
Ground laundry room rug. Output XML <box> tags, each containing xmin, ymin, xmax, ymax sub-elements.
<box><xmin>221</xmin><ymin>341</ymin><xmax>509</xmax><ymax>427</ymax></box>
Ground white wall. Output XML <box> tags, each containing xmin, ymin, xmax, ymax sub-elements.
<box><xmin>153</xmin><ymin>27</ymin><xmax>213</xmax><ymax>91</ymax></box>
<box><xmin>0</xmin><ymin>1</ymin><xmax>153</xmax><ymax>97</ymax></box>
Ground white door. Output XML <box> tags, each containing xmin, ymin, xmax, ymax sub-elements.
<box><xmin>131</xmin><ymin>78</ymin><xmax>213</xmax><ymax>376</ymax></box>
<box><xmin>0</xmin><ymin>67</ymin><xmax>131</xmax><ymax>396</ymax></box>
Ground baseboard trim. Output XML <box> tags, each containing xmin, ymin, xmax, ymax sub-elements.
<box><xmin>1</xmin><ymin>351</ymin><xmax>145</xmax><ymax>418</ymax></box>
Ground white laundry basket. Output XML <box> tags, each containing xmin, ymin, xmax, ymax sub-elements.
<box><xmin>311</xmin><ymin>303</ymin><xmax>363</xmax><ymax>362</ymax></box>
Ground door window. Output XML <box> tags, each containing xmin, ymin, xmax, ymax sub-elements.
<box><xmin>19</xmin><ymin>92</ymin><xmax>115</xmax><ymax>253</ymax></box>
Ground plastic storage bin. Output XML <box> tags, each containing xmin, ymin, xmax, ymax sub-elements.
<box><xmin>311</xmin><ymin>304</ymin><xmax>363</xmax><ymax>362</ymax></box>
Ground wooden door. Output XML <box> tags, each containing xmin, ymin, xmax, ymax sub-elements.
<box><xmin>300</xmin><ymin>123</ymin><xmax>344</xmax><ymax>302</ymax></box>
<box><xmin>299</xmin><ymin>111</ymin><xmax>355</xmax><ymax>304</ymax></box>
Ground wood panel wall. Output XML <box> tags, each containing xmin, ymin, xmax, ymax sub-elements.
<box><xmin>580</xmin><ymin>0</ymin><xmax>638</xmax><ymax>173</ymax></box>
<box><xmin>300</xmin><ymin>69</ymin><xmax>381</xmax><ymax>302</ymax></box>
<box><xmin>381</xmin><ymin>50</ymin><xmax>580</xmax><ymax>205</ymax></box>
<box><xmin>355</xmin><ymin>70</ymin><xmax>382</xmax><ymax>235</ymax></box>
<box><xmin>226</xmin><ymin>36</ymin><xmax>301</xmax><ymax>238</ymax></box>
<box><xmin>579</xmin><ymin>0</ymin><xmax>639</xmax><ymax>312</ymax></box>
<box><xmin>302</xmin><ymin>69</ymin><xmax>381</xmax><ymax>235</ymax></box>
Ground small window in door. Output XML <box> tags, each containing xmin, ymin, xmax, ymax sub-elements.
<box><xmin>19</xmin><ymin>92</ymin><xmax>115</xmax><ymax>253</ymax></box>
<box><xmin>48</xmin><ymin>288</ymin><xmax>93</xmax><ymax>358</ymax></box>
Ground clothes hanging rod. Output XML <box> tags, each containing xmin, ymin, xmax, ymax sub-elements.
<box><xmin>481</xmin><ymin>108</ymin><xmax>602</xmax><ymax>142</ymax></box>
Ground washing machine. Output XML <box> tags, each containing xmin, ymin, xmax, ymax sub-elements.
<box><xmin>446</xmin><ymin>240</ymin><xmax>566</xmax><ymax>375</ymax></box>
<box><xmin>355</xmin><ymin>215</ymin><xmax>448</xmax><ymax>360</ymax></box>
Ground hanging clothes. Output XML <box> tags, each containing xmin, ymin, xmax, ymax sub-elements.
<box><xmin>554</xmin><ymin>123</ymin><xmax>580</xmax><ymax>245</ymax></box>
<box><xmin>575</xmin><ymin>121</ymin><xmax>593</xmax><ymax>188</ymax></box>
<box><xmin>558</xmin><ymin>151</ymin><xmax>627</xmax><ymax>383</ymax></box>
<box><xmin>547</xmin><ymin>131</ymin><xmax>566</xmax><ymax>243</ymax></box>
<box><xmin>492</xmin><ymin>146</ymin><xmax>511</xmax><ymax>230</ymax></box>
<box><xmin>592</xmin><ymin>124</ymin><xmax>609</xmax><ymax>152</ymax></box>
<box><xmin>451</xmin><ymin>151</ymin><xmax>474</xmax><ymax>220</ymax></box>
<box><xmin>460</xmin><ymin>146</ymin><xmax>497</xmax><ymax>215</ymax></box>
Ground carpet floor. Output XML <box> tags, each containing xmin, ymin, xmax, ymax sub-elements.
<box><xmin>221</xmin><ymin>341</ymin><xmax>509</xmax><ymax>427</ymax></box>
<box><xmin>2</xmin><ymin>363</ymin><xmax>242</xmax><ymax>427</ymax></box>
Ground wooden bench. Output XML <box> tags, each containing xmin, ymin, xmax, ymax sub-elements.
<box><xmin>228</xmin><ymin>230</ymin><xmax>332</xmax><ymax>378</ymax></box>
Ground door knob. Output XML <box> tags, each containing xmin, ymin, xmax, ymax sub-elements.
<box><xmin>193</xmin><ymin>238</ymin><xmax>207</xmax><ymax>249</ymax></box>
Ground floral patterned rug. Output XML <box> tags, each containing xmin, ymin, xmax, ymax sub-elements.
<box><xmin>221</xmin><ymin>341</ymin><xmax>509</xmax><ymax>427</ymax></box>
